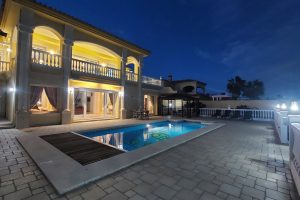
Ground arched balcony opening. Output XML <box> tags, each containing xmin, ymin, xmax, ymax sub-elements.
<box><xmin>31</xmin><ymin>26</ymin><xmax>62</xmax><ymax>68</ymax></box>
<box><xmin>71</xmin><ymin>41</ymin><xmax>121</xmax><ymax>79</ymax></box>
<box><xmin>126</xmin><ymin>56</ymin><xmax>139</xmax><ymax>82</ymax></box>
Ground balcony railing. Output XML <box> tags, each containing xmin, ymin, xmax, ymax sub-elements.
<box><xmin>0</xmin><ymin>61</ymin><xmax>10</xmax><ymax>72</ymax></box>
<box><xmin>199</xmin><ymin>108</ymin><xmax>274</xmax><ymax>121</ymax></box>
<box><xmin>126</xmin><ymin>72</ymin><xmax>138</xmax><ymax>82</ymax></box>
<box><xmin>72</xmin><ymin>58</ymin><xmax>120</xmax><ymax>79</ymax></box>
<box><xmin>142</xmin><ymin>76</ymin><xmax>162</xmax><ymax>86</ymax></box>
<box><xmin>32</xmin><ymin>49</ymin><xmax>62</xmax><ymax>68</ymax></box>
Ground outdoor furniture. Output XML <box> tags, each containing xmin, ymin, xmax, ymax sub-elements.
<box><xmin>133</xmin><ymin>110</ymin><xmax>150</xmax><ymax>120</ymax></box>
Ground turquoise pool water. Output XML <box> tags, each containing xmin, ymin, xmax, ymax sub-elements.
<box><xmin>81</xmin><ymin>121</ymin><xmax>205</xmax><ymax>151</ymax></box>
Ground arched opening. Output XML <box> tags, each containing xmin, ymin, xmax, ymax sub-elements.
<box><xmin>72</xmin><ymin>41</ymin><xmax>121</xmax><ymax>69</ymax></box>
<box><xmin>32</xmin><ymin>26</ymin><xmax>62</xmax><ymax>54</ymax></box>
<box><xmin>126</xmin><ymin>56</ymin><xmax>139</xmax><ymax>81</ymax></box>
<box><xmin>126</xmin><ymin>56</ymin><xmax>139</xmax><ymax>74</ymax></box>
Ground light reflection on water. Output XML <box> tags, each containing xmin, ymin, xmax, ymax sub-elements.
<box><xmin>82</xmin><ymin>121</ymin><xmax>204</xmax><ymax>151</ymax></box>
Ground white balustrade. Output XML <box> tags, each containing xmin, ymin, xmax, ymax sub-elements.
<box><xmin>199</xmin><ymin>108</ymin><xmax>275</xmax><ymax>121</ymax></box>
<box><xmin>126</xmin><ymin>71</ymin><xmax>138</xmax><ymax>82</ymax></box>
<box><xmin>72</xmin><ymin>58</ymin><xmax>120</xmax><ymax>79</ymax></box>
<box><xmin>0</xmin><ymin>61</ymin><xmax>9</xmax><ymax>72</ymax></box>
<box><xmin>142</xmin><ymin>76</ymin><xmax>162</xmax><ymax>86</ymax></box>
<box><xmin>31</xmin><ymin>49</ymin><xmax>62</xmax><ymax>68</ymax></box>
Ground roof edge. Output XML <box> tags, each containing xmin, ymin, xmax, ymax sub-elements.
<box><xmin>12</xmin><ymin>0</ymin><xmax>150</xmax><ymax>56</ymax></box>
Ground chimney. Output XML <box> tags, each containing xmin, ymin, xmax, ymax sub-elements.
<box><xmin>168</xmin><ymin>74</ymin><xmax>173</xmax><ymax>82</ymax></box>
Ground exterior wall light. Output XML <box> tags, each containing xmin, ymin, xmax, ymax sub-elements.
<box><xmin>276</xmin><ymin>104</ymin><xmax>281</xmax><ymax>109</ymax></box>
<box><xmin>281</xmin><ymin>103</ymin><xmax>287</xmax><ymax>110</ymax></box>
<box><xmin>68</xmin><ymin>87</ymin><xmax>74</xmax><ymax>93</ymax></box>
<box><xmin>290</xmin><ymin>102</ymin><xmax>299</xmax><ymax>112</ymax></box>
<box><xmin>8</xmin><ymin>87</ymin><xmax>16</xmax><ymax>92</ymax></box>
<box><xmin>119</xmin><ymin>91</ymin><xmax>124</xmax><ymax>97</ymax></box>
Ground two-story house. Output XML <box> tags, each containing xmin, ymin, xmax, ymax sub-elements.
<box><xmin>0</xmin><ymin>0</ymin><xmax>162</xmax><ymax>128</ymax></box>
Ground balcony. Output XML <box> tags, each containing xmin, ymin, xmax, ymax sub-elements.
<box><xmin>126</xmin><ymin>72</ymin><xmax>138</xmax><ymax>82</ymax></box>
<box><xmin>142</xmin><ymin>76</ymin><xmax>162</xmax><ymax>86</ymax></box>
<box><xmin>0</xmin><ymin>61</ymin><xmax>10</xmax><ymax>73</ymax></box>
<box><xmin>31</xmin><ymin>49</ymin><xmax>62</xmax><ymax>68</ymax></box>
<box><xmin>71</xmin><ymin>58</ymin><xmax>120</xmax><ymax>79</ymax></box>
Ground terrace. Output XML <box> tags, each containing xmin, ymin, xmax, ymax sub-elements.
<box><xmin>0</xmin><ymin>118</ymin><xmax>298</xmax><ymax>200</ymax></box>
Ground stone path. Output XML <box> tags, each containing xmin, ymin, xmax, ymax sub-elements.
<box><xmin>0</xmin><ymin>120</ymin><xmax>299</xmax><ymax>200</ymax></box>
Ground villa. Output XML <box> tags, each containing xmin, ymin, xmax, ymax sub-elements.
<box><xmin>1</xmin><ymin>1</ymin><xmax>300</xmax><ymax>200</ymax></box>
<box><xmin>0</xmin><ymin>0</ymin><xmax>163</xmax><ymax>128</ymax></box>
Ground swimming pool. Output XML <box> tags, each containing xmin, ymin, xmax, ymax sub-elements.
<box><xmin>81</xmin><ymin>121</ymin><xmax>205</xmax><ymax>151</ymax></box>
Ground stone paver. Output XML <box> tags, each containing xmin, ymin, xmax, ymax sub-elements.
<box><xmin>0</xmin><ymin>120</ymin><xmax>299</xmax><ymax>199</ymax></box>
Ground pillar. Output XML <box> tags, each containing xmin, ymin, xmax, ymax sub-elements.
<box><xmin>61</xmin><ymin>25</ymin><xmax>73</xmax><ymax>124</ymax></box>
<box><xmin>138</xmin><ymin>55</ymin><xmax>143</xmax><ymax>110</ymax></box>
<box><xmin>15</xmin><ymin>8</ymin><xmax>34</xmax><ymax>129</ymax></box>
<box><xmin>120</xmin><ymin>49</ymin><xmax>127</xmax><ymax>119</ymax></box>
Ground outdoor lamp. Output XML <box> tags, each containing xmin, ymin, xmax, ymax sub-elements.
<box><xmin>290</xmin><ymin>102</ymin><xmax>299</xmax><ymax>112</ymax></box>
<box><xmin>281</xmin><ymin>103</ymin><xmax>287</xmax><ymax>110</ymax></box>
<box><xmin>8</xmin><ymin>87</ymin><xmax>15</xmax><ymax>93</ymax></box>
<box><xmin>276</xmin><ymin>104</ymin><xmax>280</xmax><ymax>109</ymax></box>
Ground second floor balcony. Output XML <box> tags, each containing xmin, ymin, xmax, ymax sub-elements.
<box><xmin>72</xmin><ymin>58</ymin><xmax>120</xmax><ymax>79</ymax></box>
<box><xmin>32</xmin><ymin>49</ymin><xmax>62</xmax><ymax>69</ymax></box>
<box><xmin>142</xmin><ymin>76</ymin><xmax>162</xmax><ymax>86</ymax></box>
<box><xmin>0</xmin><ymin>61</ymin><xmax>10</xmax><ymax>73</ymax></box>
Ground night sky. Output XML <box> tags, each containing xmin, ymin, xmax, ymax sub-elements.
<box><xmin>15</xmin><ymin>0</ymin><xmax>300</xmax><ymax>98</ymax></box>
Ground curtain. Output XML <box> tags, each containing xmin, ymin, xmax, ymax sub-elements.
<box><xmin>45</xmin><ymin>87</ymin><xmax>58</xmax><ymax>109</ymax></box>
<box><xmin>108</xmin><ymin>93</ymin><xmax>114</xmax><ymax>105</ymax></box>
<box><xmin>30</xmin><ymin>86</ymin><xmax>43</xmax><ymax>109</ymax></box>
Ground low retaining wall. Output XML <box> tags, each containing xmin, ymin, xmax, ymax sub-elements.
<box><xmin>199</xmin><ymin>100</ymin><xmax>277</xmax><ymax>110</ymax></box>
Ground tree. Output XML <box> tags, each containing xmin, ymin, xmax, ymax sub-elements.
<box><xmin>243</xmin><ymin>80</ymin><xmax>264</xmax><ymax>99</ymax></box>
<box><xmin>227</xmin><ymin>76</ymin><xmax>246</xmax><ymax>99</ymax></box>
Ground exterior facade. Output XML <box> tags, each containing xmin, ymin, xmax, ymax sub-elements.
<box><xmin>0</xmin><ymin>0</ymin><xmax>162</xmax><ymax>128</ymax></box>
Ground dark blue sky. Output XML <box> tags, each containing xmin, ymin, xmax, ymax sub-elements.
<box><xmin>34</xmin><ymin>0</ymin><xmax>300</xmax><ymax>98</ymax></box>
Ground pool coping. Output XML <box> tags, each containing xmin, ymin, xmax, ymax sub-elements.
<box><xmin>17</xmin><ymin>119</ymin><xmax>225</xmax><ymax>194</ymax></box>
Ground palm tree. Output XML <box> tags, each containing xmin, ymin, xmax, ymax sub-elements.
<box><xmin>227</xmin><ymin>76</ymin><xmax>246</xmax><ymax>99</ymax></box>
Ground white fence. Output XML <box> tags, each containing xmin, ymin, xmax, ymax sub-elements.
<box><xmin>199</xmin><ymin>108</ymin><xmax>274</xmax><ymax>121</ymax></box>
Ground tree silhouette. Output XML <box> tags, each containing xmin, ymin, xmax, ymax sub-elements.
<box><xmin>243</xmin><ymin>80</ymin><xmax>264</xmax><ymax>99</ymax></box>
<box><xmin>227</xmin><ymin>76</ymin><xmax>246</xmax><ymax>99</ymax></box>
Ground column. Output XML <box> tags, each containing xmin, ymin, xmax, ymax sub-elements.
<box><xmin>15</xmin><ymin>8</ymin><xmax>34</xmax><ymax>129</ymax></box>
<box><xmin>120</xmin><ymin>49</ymin><xmax>127</xmax><ymax>119</ymax></box>
<box><xmin>138</xmin><ymin>55</ymin><xmax>143</xmax><ymax>110</ymax></box>
<box><xmin>61</xmin><ymin>25</ymin><xmax>73</xmax><ymax>124</ymax></box>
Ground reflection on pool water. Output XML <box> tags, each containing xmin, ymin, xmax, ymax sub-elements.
<box><xmin>81</xmin><ymin>121</ymin><xmax>205</xmax><ymax>151</ymax></box>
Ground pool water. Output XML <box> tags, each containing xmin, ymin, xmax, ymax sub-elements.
<box><xmin>81</xmin><ymin>121</ymin><xmax>205</xmax><ymax>151</ymax></box>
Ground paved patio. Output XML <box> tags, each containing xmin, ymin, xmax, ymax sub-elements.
<box><xmin>0</xmin><ymin>120</ymin><xmax>299</xmax><ymax>200</ymax></box>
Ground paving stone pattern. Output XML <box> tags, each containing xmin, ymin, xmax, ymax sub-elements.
<box><xmin>0</xmin><ymin>120</ymin><xmax>299</xmax><ymax>200</ymax></box>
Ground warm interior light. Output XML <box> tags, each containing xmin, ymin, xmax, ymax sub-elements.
<box><xmin>39</xmin><ymin>59</ymin><xmax>44</xmax><ymax>64</ymax></box>
<box><xmin>49</xmin><ymin>50</ymin><xmax>54</xmax><ymax>55</ymax></box>
<box><xmin>6</xmin><ymin>48</ymin><xmax>11</xmax><ymax>52</ymax></box>
<box><xmin>290</xmin><ymin>102</ymin><xmax>299</xmax><ymax>112</ymax></box>
<box><xmin>276</xmin><ymin>104</ymin><xmax>281</xmax><ymax>109</ymax></box>
<box><xmin>281</xmin><ymin>103</ymin><xmax>287</xmax><ymax>110</ymax></box>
